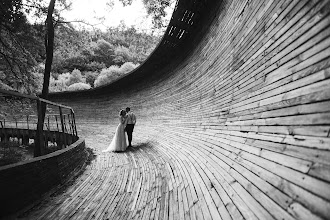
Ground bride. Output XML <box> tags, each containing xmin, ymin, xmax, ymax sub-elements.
<box><xmin>103</xmin><ymin>109</ymin><xmax>128</xmax><ymax>152</ymax></box>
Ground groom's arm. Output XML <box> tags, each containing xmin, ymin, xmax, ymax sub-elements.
<box><xmin>132</xmin><ymin>114</ymin><xmax>136</xmax><ymax>124</ymax></box>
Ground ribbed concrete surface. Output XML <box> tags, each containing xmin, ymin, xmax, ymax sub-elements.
<box><xmin>26</xmin><ymin>0</ymin><xmax>330</xmax><ymax>219</ymax></box>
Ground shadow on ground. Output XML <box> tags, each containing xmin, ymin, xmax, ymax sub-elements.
<box><xmin>85</xmin><ymin>147</ymin><xmax>97</xmax><ymax>165</ymax></box>
<box><xmin>106</xmin><ymin>142</ymin><xmax>153</xmax><ymax>154</ymax></box>
<box><xmin>128</xmin><ymin>142</ymin><xmax>152</xmax><ymax>151</ymax></box>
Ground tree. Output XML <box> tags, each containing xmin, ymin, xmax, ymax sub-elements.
<box><xmin>35</xmin><ymin>0</ymin><xmax>56</xmax><ymax>156</ymax></box>
<box><xmin>32</xmin><ymin>0</ymin><xmax>71</xmax><ymax>156</ymax></box>
<box><xmin>91</xmin><ymin>39</ymin><xmax>116</xmax><ymax>67</ymax></box>
<box><xmin>113</xmin><ymin>45</ymin><xmax>132</xmax><ymax>65</ymax></box>
<box><xmin>52</xmin><ymin>24</ymin><xmax>92</xmax><ymax>72</ymax></box>
<box><xmin>142</xmin><ymin>0</ymin><xmax>174</xmax><ymax>29</ymax></box>
<box><xmin>0</xmin><ymin>0</ymin><xmax>44</xmax><ymax>93</ymax></box>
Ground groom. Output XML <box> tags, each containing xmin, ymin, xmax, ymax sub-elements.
<box><xmin>125</xmin><ymin>107</ymin><xmax>136</xmax><ymax>147</ymax></box>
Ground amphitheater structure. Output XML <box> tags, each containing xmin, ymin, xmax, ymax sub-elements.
<box><xmin>19</xmin><ymin>0</ymin><xmax>330</xmax><ymax>219</ymax></box>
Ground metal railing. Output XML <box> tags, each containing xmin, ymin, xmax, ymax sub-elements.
<box><xmin>0</xmin><ymin>89</ymin><xmax>78</xmax><ymax>157</ymax></box>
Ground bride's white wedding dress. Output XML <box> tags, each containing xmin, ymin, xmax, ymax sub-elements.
<box><xmin>103</xmin><ymin>116</ymin><xmax>127</xmax><ymax>152</ymax></box>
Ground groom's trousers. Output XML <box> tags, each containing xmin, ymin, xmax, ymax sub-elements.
<box><xmin>126</xmin><ymin>124</ymin><xmax>135</xmax><ymax>146</ymax></box>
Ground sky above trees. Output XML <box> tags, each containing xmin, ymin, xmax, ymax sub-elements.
<box><xmin>59</xmin><ymin>0</ymin><xmax>175</xmax><ymax>34</ymax></box>
<box><xmin>62</xmin><ymin>0</ymin><xmax>154</xmax><ymax>32</ymax></box>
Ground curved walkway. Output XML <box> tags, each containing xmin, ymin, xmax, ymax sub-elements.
<box><xmin>31</xmin><ymin>0</ymin><xmax>330</xmax><ymax>219</ymax></box>
<box><xmin>19</xmin><ymin>139</ymin><xmax>217</xmax><ymax>220</ymax></box>
<box><xmin>18</xmin><ymin>121</ymin><xmax>330</xmax><ymax>220</ymax></box>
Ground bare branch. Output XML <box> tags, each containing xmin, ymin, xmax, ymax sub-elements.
<box><xmin>0</xmin><ymin>50</ymin><xmax>16</xmax><ymax>76</ymax></box>
<box><xmin>55</xmin><ymin>19</ymin><xmax>105</xmax><ymax>31</ymax></box>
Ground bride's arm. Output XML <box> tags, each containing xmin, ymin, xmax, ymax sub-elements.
<box><xmin>120</xmin><ymin>116</ymin><xmax>127</xmax><ymax>125</ymax></box>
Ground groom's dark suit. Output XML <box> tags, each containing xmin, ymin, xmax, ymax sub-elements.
<box><xmin>125</xmin><ymin>111</ymin><xmax>136</xmax><ymax>147</ymax></box>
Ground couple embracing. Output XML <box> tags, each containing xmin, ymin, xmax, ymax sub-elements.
<box><xmin>103</xmin><ymin>107</ymin><xmax>136</xmax><ymax>152</ymax></box>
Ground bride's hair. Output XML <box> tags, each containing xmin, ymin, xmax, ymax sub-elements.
<box><xmin>119</xmin><ymin>109</ymin><xmax>126</xmax><ymax>116</ymax></box>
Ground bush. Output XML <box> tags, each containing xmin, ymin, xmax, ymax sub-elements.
<box><xmin>58</xmin><ymin>72</ymin><xmax>71</xmax><ymax>84</ymax></box>
<box><xmin>113</xmin><ymin>46</ymin><xmax>132</xmax><ymax>65</ymax></box>
<box><xmin>67</xmin><ymin>82</ymin><xmax>91</xmax><ymax>91</ymax></box>
<box><xmin>49</xmin><ymin>69</ymin><xmax>86</xmax><ymax>92</ymax></box>
<box><xmin>94</xmin><ymin>62</ymin><xmax>139</xmax><ymax>87</ymax></box>
<box><xmin>49</xmin><ymin>76</ymin><xmax>68</xmax><ymax>92</ymax></box>
<box><xmin>92</xmin><ymin>39</ymin><xmax>116</xmax><ymax>67</ymax></box>
<box><xmin>120</xmin><ymin>62</ymin><xmax>139</xmax><ymax>73</ymax></box>
<box><xmin>86</xmin><ymin>61</ymin><xmax>106</xmax><ymax>72</ymax></box>
<box><xmin>53</xmin><ymin>55</ymin><xmax>88</xmax><ymax>73</ymax></box>
<box><xmin>67</xmin><ymin>69</ymin><xmax>84</xmax><ymax>86</ymax></box>
<box><xmin>84</xmin><ymin>71</ymin><xmax>99</xmax><ymax>87</ymax></box>
<box><xmin>94</xmin><ymin>65</ymin><xmax>121</xmax><ymax>87</ymax></box>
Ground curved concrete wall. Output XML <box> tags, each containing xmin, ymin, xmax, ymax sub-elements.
<box><xmin>0</xmin><ymin>139</ymin><xmax>86</xmax><ymax>217</ymax></box>
<box><xmin>50</xmin><ymin>0</ymin><xmax>330</xmax><ymax>219</ymax></box>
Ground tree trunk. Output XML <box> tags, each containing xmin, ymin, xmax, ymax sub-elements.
<box><xmin>34</xmin><ymin>0</ymin><xmax>56</xmax><ymax>157</ymax></box>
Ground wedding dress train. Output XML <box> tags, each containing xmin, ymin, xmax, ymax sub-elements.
<box><xmin>103</xmin><ymin>116</ymin><xmax>127</xmax><ymax>152</ymax></box>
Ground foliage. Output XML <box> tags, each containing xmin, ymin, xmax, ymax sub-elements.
<box><xmin>49</xmin><ymin>72</ymin><xmax>70</xmax><ymax>92</ymax></box>
<box><xmin>30</xmin><ymin>68</ymin><xmax>45</xmax><ymax>93</ymax></box>
<box><xmin>52</xmin><ymin>25</ymin><xmax>92</xmax><ymax>72</ymax></box>
<box><xmin>49</xmin><ymin>75</ymin><xmax>68</xmax><ymax>92</ymax></box>
<box><xmin>0</xmin><ymin>0</ymin><xmax>70</xmax><ymax>94</ymax></box>
<box><xmin>91</xmin><ymin>39</ymin><xmax>116</xmax><ymax>67</ymax></box>
<box><xmin>120</xmin><ymin>62</ymin><xmax>139</xmax><ymax>73</ymax></box>
<box><xmin>49</xmin><ymin>24</ymin><xmax>159</xmax><ymax>91</ymax></box>
<box><xmin>67</xmin><ymin>82</ymin><xmax>91</xmax><ymax>91</ymax></box>
<box><xmin>94</xmin><ymin>65</ymin><xmax>121</xmax><ymax>87</ymax></box>
<box><xmin>0</xmin><ymin>96</ymin><xmax>36</xmax><ymax>119</ymax></box>
<box><xmin>142</xmin><ymin>0</ymin><xmax>174</xmax><ymax>29</ymax></box>
<box><xmin>85</xmin><ymin>61</ymin><xmax>106</xmax><ymax>72</ymax></box>
<box><xmin>104</xmin><ymin>26</ymin><xmax>161</xmax><ymax>63</ymax></box>
<box><xmin>67</xmin><ymin>69</ymin><xmax>84</xmax><ymax>86</ymax></box>
<box><xmin>113</xmin><ymin>45</ymin><xmax>132</xmax><ymax>65</ymax></box>
<box><xmin>0</xmin><ymin>0</ymin><xmax>44</xmax><ymax>93</ymax></box>
<box><xmin>84</xmin><ymin>71</ymin><xmax>99</xmax><ymax>87</ymax></box>
<box><xmin>94</xmin><ymin>62</ymin><xmax>138</xmax><ymax>87</ymax></box>
<box><xmin>49</xmin><ymin>68</ymin><xmax>89</xmax><ymax>92</ymax></box>
<box><xmin>0</xmin><ymin>80</ymin><xmax>14</xmax><ymax>91</ymax></box>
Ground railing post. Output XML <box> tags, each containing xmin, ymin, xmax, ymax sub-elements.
<box><xmin>47</xmin><ymin>115</ymin><xmax>50</xmax><ymax>130</ymax></box>
<box><xmin>44</xmin><ymin>115</ymin><xmax>50</xmax><ymax>149</ymax></box>
<box><xmin>55</xmin><ymin>115</ymin><xmax>59</xmax><ymax>131</ymax></box>
<box><xmin>0</xmin><ymin>120</ymin><xmax>4</xmax><ymax>143</ymax></box>
<box><xmin>3</xmin><ymin>119</ymin><xmax>8</xmax><ymax>143</ymax></box>
<box><xmin>67</xmin><ymin>113</ymin><xmax>72</xmax><ymax>135</ymax></box>
<box><xmin>71</xmin><ymin>109</ymin><xmax>78</xmax><ymax>140</ymax></box>
<box><xmin>59</xmin><ymin>107</ymin><xmax>67</xmax><ymax>148</ymax></box>
<box><xmin>27</xmin><ymin>115</ymin><xmax>29</xmax><ymax>130</ymax></box>
<box><xmin>35</xmin><ymin>99</ymin><xmax>45</xmax><ymax>156</ymax></box>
